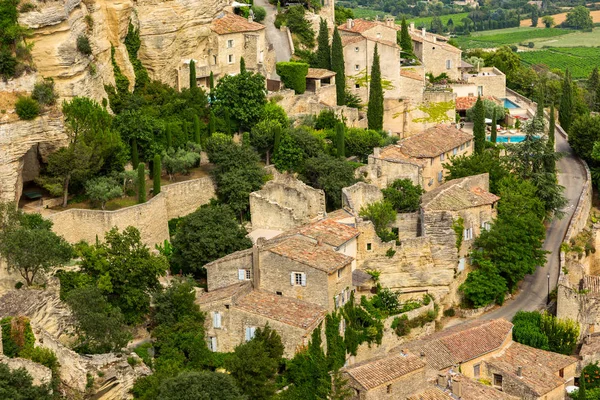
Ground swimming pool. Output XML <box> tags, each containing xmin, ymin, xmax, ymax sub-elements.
<box><xmin>487</xmin><ymin>135</ymin><xmax>526</xmax><ymax>143</ymax></box>
<box><xmin>503</xmin><ymin>98</ymin><xmax>520</xmax><ymax>109</ymax></box>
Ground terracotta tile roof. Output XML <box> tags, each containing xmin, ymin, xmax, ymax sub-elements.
<box><xmin>268</xmin><ymin>238</ymin><xmax>353</xmax><ymax>273</ymax></box>
<box><xmin>408</xmin><ymin>377</ymin><xmax>519</xmax><ymax>400</ymax></box>
<box><xmin>306</xmin><ymin>68</ymin><xmax>336</xmax><ymax>79</ymax></box>
<box><xmin>580</xmin><ymin>335</ymin><xmax>600</xmax><ymax>356</ymax></box>
<box><xmin>196</xmin><ymin>282</ymin><xmax>250</xmax><ymax>304</ymax></box>
<box><xmin>297</xmin><ymin>218</ymin><xmax>359</xmax><ymax>247</ymax></box>
<box><xmin>338</xmin><ymin>19</ymin><xmax>380</xmax><ymax>34</ymax></box>
<box><xmin>326</xmin><ymin>208</ymin><xmax>354</xmax><ymax>221</ymax></box>
<box><xmin>487</xmin><ymin>341</ymin><xmax>577</xmax><ymax>396</ymax></box>
<box><xmin>341</xmin><ymin>35</ymin><xmax>364</xmax><ymax>46</ymax></box>
<box><xmin>409</xmin><ymin>32</ymin><xmax>461</xmax><ymax>53</ymax></box>
<box><xmin>584</xmin><ymin>275</ymin><xmax>600</xmax><ymax>295</ymax></box>
<box><xmin>210</xmin><ymin>12</ymin><xmax>265</xmax><ymax>35</ymax></box>
<box><xmin>234</xmin><ymin>289</ymin><xmax>326</xmax><ymax>329</ymax></box>
<box><xmin>401</xmin><ymin>69</ymin><xmax>424</xmax><ymax>81</ymax></box>
<box><xmin>455</xmin><ymin>96</ymin><xmax>497</xmax><ymax>111</ymax></box>
<box><xmin>381</xmin><ymin>125</ymin><xmax>473</xmax><ymax>160</ymax></box>
<box><xmin>342</xmin><ymin>353</ymin><xmax>425</xmax><ymax>390</ymax></box>
<box><xmin>408</xmin><ymin>387</ymin><xmax>452</xmax><ymax>400</ymax></box>
<box><xmin>403</xmin><ymin>319</ymin><xmax>513</xmax><ymax>370</ymax></box>
<box><xmin>203</xmin><ymin>247</ymin><xmax>253</xmax><ymax>269</ymax></box>
<box><xmin>421</xmin><ymin>174</ymin><xmax>499</xmax><ymax>211</ymax></box>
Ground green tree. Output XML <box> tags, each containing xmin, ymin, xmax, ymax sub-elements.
<box><xmin>208</xmin><ymin>111</ymin><xmax>216</xmax><ymax>136</ymax></box>
<box><xmin>132</xmin><ymin>138</ymin><xmax>139</xmax><ymax>167</ymax></box>
<box><xmin>315</xmin><ymin>18</ymin><xmax>331</xmax><ymax>70</ymax></box>
<box><xmin>560</xmin><ymin>69</ymin><xmax>574</xmax><ymax>132</ymax></box>
<box><xmin>189</xmin><ymin>59</ymin><xmax>197</xmax><ymax>91</ymax></box>
<box><xmin>15</xmin><ymin>96</ymin><xmax>39</xmax><ymax>120</ymax></box>
<box><xmin>486</xmin><ymin>45</ymin><xmax>521</xmax><ymax>78</ymax></box>
<box><xmin>459</xmin><ymin>252</ymin><xmax>507</xmax><ymax>307</ymax></box>
<box><xmin>240</xmin><ymin>56</ymin><xmax>246</xmax><ymax>73</ymax></box>
<box><xmin>273</xmin><ymin>132</ymin><xmax>305</xmax><ymax>172</ymax></box>
<box><xmin>399</xmin><ymin>17</ymin><xmax>415</xmax><ymax>60</ymax></box>
<box><xmin>430</xmin><ymin>16</ymin><xmax>444</xmax><ymax>33</ymax></box>
<box><xmin>382</xmin><ymin>178</ymin><xmax>424</xmax><ymax>212</ymax></box>
<box><xmin>209</xmin><ymin>71</ymin><xmax>215</xmax><ymax>103</ymax></box>
<box><xmin>66</xmin><ymin>286</ymin><xmax>132</xmax><ymax>354</ymax></box>
<box><xmin>531</xmin><ymin>8</ymin><xmax>538</xmax><ymax>27</ymax></box>
<box><xmin>250</xmin><ymin>120</ymin><xmax>280</xmax><ymax>164</ymax></box>
<box><xmin>548</xmin><ymin>104</ymin><xmax>556</xmax><ymax>147</ymax></box>
<box><xmin>367</xmin><ymin>44</ymin><xmax>384</xmax><ymax>131</ymax></box>
<box><xmin>153</xmin><ymin>154</ymin><xmax>161</xmax><ymax>195</ymax></box>
<box><xmin>359</xmin><ymin>200</ymin><xmax>396</xmax><ymax>241</ymax></box>
<box><xmin>171</xmin><ymin>204</ymin><xmax>252</xmax><ymax>276</ymax></box>
<box><xmin>473</xmin><ymin>96</ymin><xmax>486</xmax><ymax>154</ymax></box>
<box><xmin>335</xmin><ymin>122</ymin><xmax>345</xmax><ymax>158</ymax></box>
<box><xmin>77</xmin><ymin>226</ymin><xmax>168</xmax><ymax>323</ymax></box>
<box><xmin>491</xmin><ymin>108</ymin><xmax>497</xmax><ymax>143</ymax></box>
<box><xmin>345</xmin><ymin>128</ymin><xmax>383</xmax><ymax>162</ymax></box>
<box><xmin>569</xmin><ymin>114</ymin><xmax>600</xmax><ymax>162</ymax></box>
<box><xmin>166</xmin><ymin>123</ymin><xmax>173</xmax><ymax>148</ymax></box>
<box><xmin>157</xmin><ymin>371</ymin><xmax>245</xmax><ymax>400</ymax></box>
<box><xmin>193</xmin><ymin>115</ymin><xmax>201</xmax><ymax>144</ymax></box>
<box><xmin>565</xmin><ymin>5</ymin><xmax>593</xmax><ymax>30</ymax></box>
<box><xmin>0</xmin><ymin>363</ymin><xmax>52</xmax><ymax>400</ymax></box>
<box><xmin>85</xmin><ymin>176</ymin><xmax>123</xmax><ymax>210</ymax></box>
<box><xmin>302</xmin><ymin>154</ymin><xmax>357</xmax><ymax>210</ymax></box>
<box><xmin>0</xmin><ymin>204</ymin><xmax>72</xmax><ymax>286</ymax></box>
<box><xmin>579</xmin><ymin>373</ymin><xmax>587</xmax><ymax>400</ymax></box>
<box><xmin>137</xmin><ymin>162</ymin><xmax>146</xmax><ymax>203</ymax></box>
<box><xmin>512</xmin><ymin>311</ymin><xmax>579</xmax><ymax>355</ymax></box>
<box><xmin>331</xmin><ymin>27</ymin><xmax>346</xmax><ymax>106</ymax></box>
<box><xmin>162</xmin><ymin>147</ymin><xmax>201</xmax><ymax>181</ymax></box>
<box><xmin>542</xmin><ymin>15</ymin><xmax>555</xmax><ymax>28</ymax></box>
<box><xmin>325</xmin><ymin>313</ymin><xmax>346</xmax><ymax>371</ymax></box>
<box><xmin>213</xmin><ymin>70</ymin><xmax>266</xmax><ymax>131</ymax></box>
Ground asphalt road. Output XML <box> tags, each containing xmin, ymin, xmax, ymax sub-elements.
<box><xmin>253</xmin><ymin>0</ymin><xmax>291</xmax><ymax>78</ymax></box>
<box><xmin>481</xmin><ymin>129</ymin><xmax>587</xmax><ymax>321</ymax></box>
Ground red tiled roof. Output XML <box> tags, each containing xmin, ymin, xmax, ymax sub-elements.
<box><xmin>338</xmin><ymin>19</ymin><xmax>380</xmax><ymax>34</ymax></box>
<box><xmin>196</xmin><ymin>282</ymin><xmax>250</xmax><ymax>304</ymax></box>
<box><xmin>326</xmin><ymin>209</ymin><xmax>354</xmax><ymax>221</ymax></box>
<box><xmin>401</xmin><ymin>69</ymin><xmax>424</xmax><ymax>81</ymax></box>
<box><xmin>211</xmin><ymin>12</ymin><xmax>265</xmax><ymax>35</ymax></box>
<box><xmin>297</xmin><ymin>218</ymin><xmax>359</xmax><ymax>247</ymax></box>
<box><xmin>380</xmin><ymin>125</ymin><xmax>472</xmax><ymax>159</ymax></box>
<box><xmin>404</xmin><ymin>319</ymin><xmax>513</xmax><ymax>370</ymax></box>
<box><xmin>421</xmin><ymin>174</ymin><xmax>499</xmax><ymax>211</ymax></box>
<box><xmin>342</xmin><ymin>353</ymin><xmax>425</xmax><ymax>390</ymax></box>
<box><xmin>268</xmin><ymin>238</ymin><xmax>353</xmax><ymax>273</ymax></box>
<box><xmin>341</xmin><ymin>35</ymin><xmax>364</xmax><ymax>46</ymax></box>
<box><xmin>487</xmin><ymin>341</ymin><xmax>577</xmax><ymax>396</ymax></box>
<box><xmin>409</xmin><ymin>32</ymin><xmax>461</xmax><ymax>53</ymax></box>
<box><xmin>455</xmin><ymin>96</ymin><xmax>497</xmax><ymax>111</ymax></box>
<box><xmin>235</xmin><ymin>290</ymin><xmax>326</xmax><ymax>330</ymax></box>
<box><xmin>408</xmin><ymin>376</ymin><xmax>519</xmax><ymax>400</ymax></box>
<box><xmin>306</xmin><ymin>68</ymin><xmax>336</xmax><ymax>79</ymax></box>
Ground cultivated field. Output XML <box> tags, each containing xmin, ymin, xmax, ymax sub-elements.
<box><xmin>454</xmin><ymin>27</ymin><xmax>570</xmax><ymax>48</ymax></box>
<box><xmin>520</xmin><ymin>9</ymin><xmax>600</xmax><ymax>27</ymax></box>
<box><xmin>520</xmin><ymin>47</ymin><xmax>600</xmax><ymax>79</ymax></box>
<box><xmin>351</xmin><ymin>8</ymin><xmax>470</xmax><ymax>27</ymax></box>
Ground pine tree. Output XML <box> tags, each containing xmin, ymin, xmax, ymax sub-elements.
<box><xmin>240</xmin><ymin>57</ymin><xmax>246</xmax><ymax>73</ymax></box>
<box><xmin>491</xmin><ymin>108</ymin><xmax>497</xmax><ymax>143</ymax></box>
<box><xmin>189</xmin><ymin>59</ymin><xmax>197</xmax><ymax>91</ymax></box>
<box><xmin>131</xmin><ymin>138</ymin><xmax>139</xmax><ymax>168</ymax></box>
<box><xmin>560</xmin><ymin>68</ymin><xmax>573</xmax><ymax>133</ymax></box>
<box><xmin>367</xmin><ymin>44</ymin><xmax>384</xmax><ymax>131</ymax></box>
<box><xmin>315</xmin><ymin>18</ymin><xmax>331</xmax><ymax>70</ymax></box>
<box><xmin>335</xmin><ymin>122</ymin><xmax>345</xmax><ymax>158</ymax></box>
<box><xmin>473</xmin><ymin>96</ymin><xmax>486</xmax><ymax>154</ymax></box>
<box><xmin>331</xmin><ymin>27</ymin><xmax>346</xmax><ymax>106</ymax></box>
<box><xmin>548</xmin><ymin>104</ymin><xmax>556</xmax><ymax>146</ymax></box>
<box><xmin>166</xmin><ymin>124</ymin><xmax>173</xmax><ymax>148</ymax></box>
<box><xmin>137</xmin><ymin>162</ymin><xmax>146</xmax><ymax>203</ymax></box>
<box><xmin>399</xmin><ymin>17</ymin><xmax>415</xmax><ymax>60</ymax></box>
<box><xmin>153</xmin><ymin>154</ymin><xmax>161</xmax><ymax>195</ymax></box>
<box><xmin>208</xmin><ymin>110</ymin><xmax>216</xmax><ymax>136</ymax></box>
<box><xmin>193</xmin><ymin>115</ymin><xmax>201</xmax><ymax>144</ymax></box>
<box><xmin>209</xmin><ymin>71</ymin><xmax>215</xmax><ymax>104</ymax></box>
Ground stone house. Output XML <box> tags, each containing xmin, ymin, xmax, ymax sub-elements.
<box><xmin>408</xmin><ymin>373</ymin><xmax>519</xmax><ymax>400</ymax></box>
<box><xmin>451</xmin><ymin>67</ymin><xmax>507</xmax><ymax>100</ymax></box>
<box><xmin>557</xmin><ymin>274</ymin><xmax>600</xmax><ymax>340</ymax></box>
<box><xmin>176</xmin><ymin>12</ymin><xmax>272</xmax><ymax>90</ymax></box>
<box><xmin>196</xmin><ymin>282</ymin><xmax>326</xmax><ymax>358</ymax></box>
<box><xmin>356</xmin><ymin>124</ymin><xmax>473</xmax><ymax>191</ymax></box>
<box><xmin>409</xmin><ymin>25</ymin><xmax>462</xmax><ymax>81</ymax></box>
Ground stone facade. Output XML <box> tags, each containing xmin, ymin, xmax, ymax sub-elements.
<box><xmin>48</xmin><ymin>177</ymin><xmax>216</xmax><ymax>247</ymax></box>
<box><xmin>344</xmin><ymin>366</ymin><xmax>426</xmax><ymax>400</ymax></box>
<box><xmin>451</xmin><ymin>67</ymin><xmax>507</xmax><ymax>99</ymax></box>
<box><xmin>341</xmin><ymin>182</ymin><xmax>383</xmax><ymax>216</ymax></box>
<box><xmin>250</xmin><ymin>172</ymin><xmax>326</xmax><ymax>231</ymax></box>
<box><xmin>409</xmin><ymin>26</ymin><xmax>462</xmax><ymax>81</ymax></box>
<box><xmin>356</xmin><ymin>150</ymin><xmax>423</xmax><ymax>189</ymax></box>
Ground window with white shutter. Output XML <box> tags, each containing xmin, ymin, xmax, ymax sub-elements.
<box><xmin>245</xmin><ymin>326</ymin><xmax>256</xmax><ymax>342</ymax></box>
<box><xmin>238</xmin><ymin>269</ymin><xmax>245</xmax><ymax>280</ymax></box>
<box><xmin>301</xmin><ymin>273</ymin><xmax>307</xmax><ymax>287</ymax></box>
<box><xmin>213</xmin><ymin>312</ymin><xmax>222</xmax><ymax>329</ymax></box>
<box><xmin>208</xmin><ymin>336</ymin><xmax>217</xmax><ymax>352</ymax></box>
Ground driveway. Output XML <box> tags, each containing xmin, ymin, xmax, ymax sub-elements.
<box><xmin>481</xmin><ymin>128</ymin><xmax>587</xmax><ymax>321</ymax></box>
<box><xmin>253</xmin><ymin>0</ymin><xmax>292</xmax><ymax>78</ymax></box>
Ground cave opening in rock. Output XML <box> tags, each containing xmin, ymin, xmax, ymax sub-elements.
<box><xmin>17</xmin><ymin>144</ymin><xmax>48</xmax><ymax>211</ymax></box>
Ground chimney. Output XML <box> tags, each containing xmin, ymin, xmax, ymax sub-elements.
<box><xmin>373</xmin><ymin>147</ymin><xmax>381</xmax><ymax>157</ymax></box>
<box><xmin>386</xmin><ymin>17</ymin><xmax>395</xmax><ymax>27</ymax></box>
<box><xmin>422</xmin><ymin>27</ymin><xmax>426</xmax><ymax>38</ymax></box>
<box><xmin>317</xmin><ymin>238</ymin><xmax>323</xmax><ymax>246</ymax></box>
<box><xmin>347</xmin><ymin>18</ymin><xmax>353</xmax><ymax>29</ymax></box>
<box><xmin>517</xmin><ymin>366</ymin><xmax>523</xmax><ymax>377</ymax></box>
<box><xmin>433</xmin><ymin>36</ymin><xmax>436</xmax><ymax>43</ymax></box>
<box><xmin>410</xmin><ymin>22</ymin><xmax>415</xmax><ymax>31</ymax></box>
<box><xmin>437</xmin><ymin>374</ymin><xmax>446</xmax><ymax>388</ymax></box>
<box><xmin>451</xmin><ymin>380</ymin><xmax>462</xmax><ymax>397</ymax></box>
<box><xmin>252</xmin><ymin>244</ymin><xmax>260</xmax><ymax>288</ymax></box>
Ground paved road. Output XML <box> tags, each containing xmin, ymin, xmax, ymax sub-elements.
<box><xmin>481</xmin><ymin>129</ymin><xmax>587</xmax><ymax>321</ymax></box>
<box><xmin>254</xmin><ymin>0</ymin><xmax>292</xmax><ymax>78</ymax></box>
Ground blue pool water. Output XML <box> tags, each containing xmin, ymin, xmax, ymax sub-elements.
<box><xmin>503</xmin><ymin>98</ymin><xmax>520</xmax><ymax>109</ymax></box>
<box><xmin>487</xmin><ymin>135</ymin><xmax>526</xmax><ymax>143</ymax></box>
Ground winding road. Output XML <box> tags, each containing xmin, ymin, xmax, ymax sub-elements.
<box><xmin>253</xmin><ymin>0</ymin><xmax>292</xmax><ymax>78</ymax></box>
<box><xmin>481</xmin><ymin>127</ymin><xmax>587</xmax><ymax>321</ymax></box>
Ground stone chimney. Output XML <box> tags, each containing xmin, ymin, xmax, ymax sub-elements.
<box><xmin>386</xmin><ymin>17</ymin><xmax>395</xmax><ymax>27</ymax></box>
<box><xmin>252</xmin><ymin>244</ymin><xmax>260</xmax><ymax>288</ymax></box>
<box><xmin>373</xmin><ymin>147</ymin><xmax>381</xmax><ymax>157</ymax></box>
<box><xmin>422</xmin><ymin>27</ymin><xmax>426</xmax><ymax>38</ymax></box>
<box><xmin>347</xmin><ymin>18</ymin><xmax>354</xmax><ymax>29</ymax></box>
<box><xmin>437</xmin><ymin>374</ymin><xmax>446</xmax><ymax>388</ymax></box>
<box><xmin>433</xmin><ymin>36</ymin><xmax>437</xmax><ymax>43</ymax></box>
<box><xmin>451</xmin><ymin>380</ymin><xmax>462</xmax><ymax>397</ymax></box>
<box><xmin>410</xmin><ymin>22</ymin><xmax>415</xmax><ymax>31</ymax></box>
<box><xmin>517</xmin><ymin>366</ymin><xmax>523</xmax><ymax>377</ymax></box>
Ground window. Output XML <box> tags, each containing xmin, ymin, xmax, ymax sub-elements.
<box><xmin>477</xmin><ymin>86</ymin><xmax>483</xmax><ymax>96</ymax></box>
<box><xmin>440</xmin><ymin>153</ymin><xmax>445</xmax><ymax>161</ymax></box>
<box><xmin>245</xmin><ymin>326</ymin><xmax>256</xmax><ymax>341</ymax></box>
<box><xmin>227</xmin><ymin>39</ymin><xmax>234</xmax><ymax>48</ymax></box>
<box><xmin>339</xmin><ymin>318</ymin><xmax>346</xmax><ymax>335</ymax></box>
<box><xmin>213</xmin><ymin>55</ymin><xmax>217</xmax><ymax>65</ymax></box>
<box><xmin>377</xmin><ymin>32</ymin><xmax>381</xmax><ymax>38</ymax></box>
<box><xmin>238</xmin><ymin>269</ymin><xmax>251</xmax><ymax>281</ymax></box>
<box><xmin>474</xmin><ymin>364</ymin><xmax>480</xmax><ymax>378</ymax></box>
<box><xmin>367</xmin><ymin>243</ymin><xmax>372</xmax><ymax>251</ymax></box>
<box><xmin>291</xmin><ymin>272</ymin><xmax>307</xmax><ymax>286</ymax></box>
<box><xmin>453</xmin><ymin>147</ymin><xmax>458</xmax><ymax>155</ymax></box>
<box><xmin>355</xmin><ymin>64</ymin><xmax>360</xmax><ymax>71</ymax></box>
<box><xmin>355</xmin><ymin>47</ymin><xmax>359</xmax><ymax>52</ymax></box>
<box><xmin>493</xmin><ymin>373</ymin><xmax>503</xmax><ymax>388</ymax></box>
<box><xmin>559</xmin><ymin>368</ymin><xmax>564</xmax><ymax>378</ymax></box>
<box><xmin>460</xmin><ymin>143</ymin><xmax>465</xmax><ymax>150</ymax></box>
<box><xmin>334</xmin><ymin>295</ymin><xmax>339</xmax><ymax>308</ymax></box>
<box><xmin>228</xmin><ymin>54</ymin><xmax>234</xmax><ymax>64</ymax></box>
<box><xmin>458</xmin><ymin>257</ymin><xmax>465</xmax><ymax>272</ymax></box>
<box><xmin>208</xmin><ymin>336</ymin><xmax>217</xmax><ymax>352</ymax></box>
<box><xmin>463</xmin><ymin>227</ymin><xmax>473</xmax><ymax>241</ymax></box>
<box><xmin>482</xmin><ymin>221</ymin><xmax>491</xmax><ymax>231</ymax></box>
<box><xmin>446</xmin><ymin>59</ymin><xmax>452</xmax><ymax>69</ymax></box>
<box><xmin>355</xmin><ymin>83</ymin><xmax>360</xmax><ymax>88</ymax></box>
<box><xmin>387</xmin><ymin>384</ymin><xmax>392</xmax><ymax>393</ymax></box>
<box><xmin>337</xmin><ymin>267</ymin><xmax>344</xmax><ymax>279</ymax></box>
<box><xmin>213</xmin><ymin>312</ymin><xmax>222</xmax><ymax>329</ymax></box>
<box><xmin>437</xmin><ymin>171</ymin><xmax>443</xmax><ymax>182</ymax></box>
<box><xmin>276</xmin><ymin>291</ymin><xmax>283</xmax><ymax>296</ymax></box>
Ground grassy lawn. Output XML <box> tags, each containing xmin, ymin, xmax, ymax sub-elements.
<box><xmin>520</xmin><ymin>47</ymin><xmax>600</xmax><ymax>79</ymax></box>
<box><xmin>455</xmin><ymin>27</ymin><xmax>571</xmax><ymax>49</ymax></box>
<box><xmin>531</xmin><ymin>28</ymin><xmax>600</xmax><ymax>47</ymax></box>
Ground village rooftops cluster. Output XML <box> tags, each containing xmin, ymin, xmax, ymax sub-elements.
<box><xmin>421</xmin><ymin>174</ymin><xmax>500</xmax><ymax>211</ymax></box>
<box><xmin>209</xmin><ymin>11</ymin><xmax>265</xmax><ymax>35</ymax></box>
<box><xmin>455</xmin><ymin>95</ymin><xmax>498</xmax><ymax>111</ymax></box>
<box><xmin>341</xmin><ymin>352</ymin><xmax>425</xmax><ymax>390</ymax></box>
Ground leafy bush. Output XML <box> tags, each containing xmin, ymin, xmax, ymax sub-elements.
<box><xmin>162</xmin><ymin>145</ymin><xmax>201</xmax><ymax>180</ymax></box>
<box><xmin>85</xmin><ymin>176</ymin><xmax>123</xmax><ymax>210</ymax></box>
<box><xmin>382</xmin><ymin>178</ymin><xmax>424</xmax><ymax>212</ymax></box>
<box><xmin>284</xmin><ymin>6</ymin><xmax>315</xmax><ymax>48</ymax></box>
<box><xmin>314</xmin><ymin>109</ymin><xmax>339</xmax><ymax>130</ymax></box>
<box><xmin>77</xmin><ymin>35</ymin><xmax>92</xmax><ymax>55</ymax></box>
<box><xmin>512</xmin><ymin>311</ymin><xmax>579</xmax><ymax>355</ymax></box>
<box><xmin>276</xmin><ymin>62</ymin><xmax>309</xmax><ymax>94</ymax></box>
<box><xmin>1</xmin><ymin>316</ymin><xmax>35</xmax><ymax>358</ymax></box>
<box><xmin>19</xmin><ymin>3</ymin><xmax>35</xmax><ymax>12</ymax></box>
<box><xmin>359</xmin><ymin>200</ymin><xmax>396</xmax><ymax>241</ymax></box>
<box><xmin>391</xmin><ymin>308</ymin><xmax>438</xmax><ymax>336</ymax></box>
<box><xmin>32</xmin><ymin>78</ymin><xmax>58</xmax><ymax>106</ymax></box>
<box><xmin>15</xmin><ymin>96</ymin><xmax>39</xmax><ymax>120</ymax></box>
<box><xmin>582</xmin><ymin>362</ymin><xmax>600</xmax><ymax>389</ymax></box>
<box><xmin>443</xmin><ymin>308</ymin><xmax>456</xmax><ymax>317</ymax></box>
<box><xmin>0</xmin><ymin>47</ymin><xmax>17</xmax><ymax>78</ymax></box>
<box><xmin>251</xmin><ymin>6</ymin><xmax>266</xmax><ymax>22</ymax></box>
<box><xmin>14</xmin><ymin>281</ymin><xmax>23</xmax><ymax>289</ymax></box>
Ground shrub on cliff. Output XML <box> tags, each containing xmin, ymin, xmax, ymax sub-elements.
<box><xmin>77</xmin><ymin>34</ymin><xmax>92</xmax><ymax>55</ymax></box>
<box><xmin>32</xmin><ymin>78</ymin><xmax>57</xmax><ymax>106</ymax></box>
<box><xmin>15</xmin><ymin>96</ymin><xmax>39</xmax><ymax>120</ymax></box>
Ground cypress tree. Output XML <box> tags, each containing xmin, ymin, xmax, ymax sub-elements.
<box><xmin>491</xmin><ymin>108</ymin><xmax>497</xmax><ymax>143</ymax></box>
<box><xmin>153</xmin><ymin>154</ymin><xmax>161</xmax><ymax>195</ymax></box>
<box><xmin>209</xmin><ymin>71</ymin><xmax>215</xmax><ymax>104</ymax></box>
<box><xmin>209</xmin><ymin>110</ymin><xmax>216</xmax><ymax>136</ymax></box>
<box><xmin>335</xmin><ymin>122</ymin><xmax>345</xmax><ymax>158</ymax></box>
<box><xmin>535</xmin><ymin>84</ymin><xmax>545</xmax><ymax>122</ymax></box>
<box><xmin>189</xmin><ymin>59</ymin><xmax>197</xmax><ymax>91</ymax></box>
<box><xmin>131</xmin><ymin>138</ymin><xmax>139</xmax><ymax>168</ymax></box>
<box><xmin>473</xmin><ymin>95</ymin><xmax>486</xmax><ymax>154</ymax></box>
<box><xmin>240</xmin><ymin>57</ymin><xmax>246</xmax><ymax>73</ymax></box>
<box><xmin>548</xmin><ymin>103</ymin><xmax>556</xmax><ymax>146</ymax></box>
<box><xmin>182</xmin><ymin>121</ymin><xmax>189</xmax><ymax>141</ymax></box>
<box><xmin>273</xmin><ymin>123</ymin><xmax>282</xmax><ymax>153</ymax></box>
<box><xmin>559</xmin><ymin>68</ymin><xmax>573</xmax><ymax>132</ymax></box>
<box><xmin>367</xmin><ymin>44</ymin><xmax>384</xmax><ymax>131</ymax></box>
<box><xmin>400</xmin><ymin>17</ymin><xmax>415</xmax><ymax>60</ymax></box>
<box><xmin>193</xmin><ymin>115</ymin><xmax>201</xmax><ymax>144</ymax></box>
<box><xmin>137</xmin><ymin>162</ymin><xmax>146</xmax><ymax>203</ymax></box>
<box><xmin>315</xmin><ymin>18</ymin><xmax>331</xmax><ymax>70</ymax></box>
<box><xmin>579</xmin><ymin>373</ymin><xmax>587</xmax><ymax>400</ymax></box>
<box><xmin>331</xmin><ymin>27</ymin><xmax>346</xmax><ymax>106</ymax></box>
<box><xmin>166</xmin><ymin>124</ymin><xmax>173</xmax><ymax>148</ymax></box>
<box><xmin>587</xmin><ymin>66</ymin><xmax>599</xmax><ymax>94</ymax></box>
